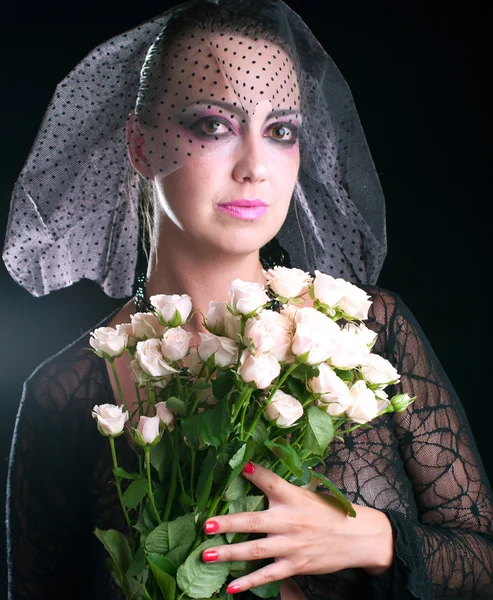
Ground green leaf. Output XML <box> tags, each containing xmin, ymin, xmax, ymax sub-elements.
<box><xmin>123</xmin><ymin>478</ymin><xmax>149</xmax><ymax>510</ymax></box>
<box><xmin>150</xmin><ymin>439</ymin><xmax>168</xmax><ymax>482</ymax></box>
<box><xmin>250</xmin><ymin>579</ymin><xmax>283</xmax><ymax>598</ymax></box>
<box><xmin>287</xmin><ymin>462</ymin><xmax>312</xmax><ymax>487</ymax></box>
<box><xmin>94</xmin><ymin>528</ymin><xmax>132</xmax><ymax>584</ymax></box>
<box><xmin>147</xmin><ymin>554</ymin><xmax>177</xmax><ymax>599</ymax></box>
<box><xmin>113</xmin><ymin>467</ymin><xmax>142</xmax><ymax>480</ymax></box>
<box><xmin>251</xmin><ymin>419</ymin><xmax>269</xmax><ymax>447</ymax></box>
<box><xmin>223</xmin><ymin>474</ymin><xmax>247</xmax><ymax>501</ymax></box>
<box><xmin>223</xmin><ymin>441</ymin><xmax>256</xmax><ymax>491</ymax></box>
<box><xmin>168</xmin><ymin>515</ymin><xmax>196</xmax><ymax>552</ymax></box>
<box><xmin>123</xmin><ymin>577</ymin><xmax>153</xmax><ymax>600</ymax></box>
<box><xmin>212</xmin><ymin>369</ymin><xmax>236</xmax><ymax>400</ymax></box>
<box><xmin>264</xmin><ymin>439</ymin><xmax>303</xmax><ymax>478</ymax></box>
<box><xmin>182</xmin><ymin>399</ymin><xmax>232</xmax><ymax>449</ymax></box>
<box><xmin>167</xmin><ymin>396</ymin><xmax>187</xmax><ymax>417</ymax></box>
<box><xmin>334</xmin><ymin>368</ymin><xmax>355</xmax><ymax>384</ymax></box>
<box><xmin>310</xmin><ymin>470</ymin><xmax>357</xmax><ymax>517</ymax></box>
<box><xmin>196</xmin><ymin>448</ymin><xmax>217</xmax><ymax>511</ymax></box>
<box><xmin>302</xmin><ymin>405</ymin><xmax>334</xmax><ymax>457</ymax></box>
<box><xmin>145</xmin><ymin>523</ymin><xmax>170</xmax><ymax>554</ymax></box>
<box><xmin>176</xmin><ymin>536</ymin><xmax>230</xmax><ymax>598</ymax></box>
<box><xmin>229</xmin><ymin>443</ymin><xmax>247</xmax><ymax>470</ymax></box>
<box><xmin>127</xmin><ymin>545</ymin><xmax>147</xmax><ymax>578</ymax></box>
<box><xmin>179</xmin><ymin>491</ymin><xmax>195</xmax><ymax>511</ymax></box>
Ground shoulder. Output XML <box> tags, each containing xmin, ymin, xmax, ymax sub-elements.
<box><xmin>23</xmin><ymin>312</ymin><xmax>117</xmax><ymax>412</ymax></box>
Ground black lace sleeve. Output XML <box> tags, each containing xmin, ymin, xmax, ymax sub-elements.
<box><xmin>6</xmin><ymin>342</ymin><xmax>112</xmax><ymax>599</ymax></box>
<box><xmin>297</xmin><ymin>288</ymin><xmax>493</xmax><ymax>599</ymax></box>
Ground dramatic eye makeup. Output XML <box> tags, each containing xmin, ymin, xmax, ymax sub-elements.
<box><xmin>176</xmin><ymin>101</ymin><xmax>302</xmax><ymax>145</ymax></box>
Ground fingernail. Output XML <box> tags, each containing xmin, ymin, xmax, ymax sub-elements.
<box><xmin>202</xmin><ymin>550</ymin><xmax>219</xmax><ymax>562</ymax></box>
<box><xmin>227</xmin><ymin>583</ymin><xmax>241</xmax><ymax>595</ymax></box>
<box><xmin>204</xmin><ymin>520</ymin><xmax>220</xmax><ymax>534</ymax></box>
<box><xmin>243</xmin><ymin>461</ymin><xmax>255</xmax><ymax>475</ymax></box>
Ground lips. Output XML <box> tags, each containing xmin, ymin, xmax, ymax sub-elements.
<box><xmin>217</xmin><ymin>199</ymin><xmax>268</xmax><ymax>220</ymax></box>
<box><xmin>218</xmin><ymin>199</ymin><xmax>267</xmax><ymax>208</ymax></box>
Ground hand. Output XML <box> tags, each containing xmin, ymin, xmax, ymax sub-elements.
<box><xmin>201</xmin><ymin>462</ymin><xmax>394</xmax><ymax>595</ymax></box>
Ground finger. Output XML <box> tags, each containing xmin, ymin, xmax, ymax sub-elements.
<box><xmin>202</xmin><ymin>535</ymin><xmax>289</xmax><ymax>564</ymax></box>
<box><xmin>203</xmin><ymin>508</ymin><xmax>289</xmax><ymax>536</ymax></box>
<box><xmin>241</xmin><ymin>462</ymin><xmax>299</xmax><ymax>503</ymax></box>
<box><xmin>226</xmin><ymin>558</ymin><xmax>294</xmax><ymax>595</ymax></box>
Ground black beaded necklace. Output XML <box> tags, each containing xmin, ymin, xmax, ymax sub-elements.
<box><xmin>133</xmin><ymin>239</ymin><xmax>291</xmax><ymax>313</ymax></box>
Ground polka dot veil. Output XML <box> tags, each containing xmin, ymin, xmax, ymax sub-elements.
<box><xmin>3</xmin><ymin>0</ymin><xmax>387</xmax><ymax>298</ymax></box>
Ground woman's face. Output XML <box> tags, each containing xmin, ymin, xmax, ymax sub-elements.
<box><xmin>134</xmin><ymin>33</ymin><xmax>301</xmax><ymax>258</ymax></box>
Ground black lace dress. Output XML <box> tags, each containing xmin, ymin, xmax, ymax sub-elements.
<box><xmin>6</xmin><ymin>287</ymin><xmax>493</xmax><ymax>599</ymax></box>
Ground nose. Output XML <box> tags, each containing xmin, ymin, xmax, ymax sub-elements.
<box><xmin>232</xmin><ymin>134</ymin><xmax>267</xmax><ymax>184</ymax></box>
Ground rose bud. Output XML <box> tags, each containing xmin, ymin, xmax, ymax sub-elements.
<box><xmin>238</xmin><ymin>350</ymin><xmax>281</xmax><ymax>389</ymax></box>
<box><xmin>197</xmin><ymin>332</ymin><xmax>238</xmax><ymax>368</ymax></box>
<box><xmin>92</xmin><ymin>404</ymin><xmax>129</xmax><ymax>437</ymax></box>
<box><xmin>228</xmin><ymin>279</ymin><xmax>270</xmax><ymax>316</ymax></box>
<box><xmin>205</xmin><ymin>301</ymin><xmax>242</xmax><ymax>340</ymax></box>
<box><xmin>135</xmin><ymin>339</ymin><xmax>179</xmax><ymax>378</ymax></box>
<box><xmin>312</xmin><ymin>271</ymin><xmax>372</xmax><ymax>320</ymax></box>
<box><xmin>264</xmin><ymin>390</ymin><xmax>303</xmax><ymax>427</ymax></box>
<box><xmin>345</xmin><ymin>380</ymin><xmax>379</xmax><ymax>424</ymax></box>
<box><xmin>361</xmin><ymin>354</ymin><xmax>400</xmax><ymax>386</ymax></box>
<box><xmin>291</xmin><ymin>307</ymin><xmax>339</xmax><ymax>365</ymax></box>
<box><xmin>150</xmin><ymin>293</ymin><xmax>193</xmax><ymax>326</ymax></box>
<box><xmin>160</xmin><ymin>327</ymin><xmax>193</xmax><ymax>362</ymax></box>
<box><xmin>308</xmin><ymin>363</ymin><xmax>352</xmax><ymax>416</ymax></box>
<box><xmin>264</xmin><ymin>266</ymin><xmax>312</xmax><ymax>300</ymax></box>
<box><xmin>390</xmin><ymin>393</ymin><xmax>414</xmax><ymax>413</ymax></box>
<box><xmin>155</xmin><ymin>401</ymin><xmax>176</xmax><ymax>431</ymax></box>
<box><xmin>135</xmin><ymin>415</ymin><xmax>162</xmax><ymax>446</ymax></box>
<box><xmin>89</xmin><ymin>326</ymin><xmax>127</xmax><ymax>358</ymax></box>
<box><xmin>244</xmin><ymin>310</ymin><xmax>294</xmax><ymax>362</ymax></box>
<box><xmin>131</xmin><ymin>312</ymin><xmax>166</xmax><ymax>340</ymax></box>
<box><xmin>116</xmin><ymin>323</ymin><xmax>137</xmax><ymax>348</ymax></box>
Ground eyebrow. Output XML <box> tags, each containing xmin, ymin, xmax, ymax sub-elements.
<box><xmin>183</xmin><ymin>99</ymin><xmax>302</xmax><ymax>121</ymax></box>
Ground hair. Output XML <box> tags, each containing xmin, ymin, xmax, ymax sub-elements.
<box><xmin>130</xmin><ymin>0</ymin><xmax>299</xmax><ymax>261</ymax></box>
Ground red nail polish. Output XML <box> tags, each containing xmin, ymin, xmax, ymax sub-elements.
<box><xmin>202</xmin><ymin>550</ymin><xmax>219</xmax><ymax>562</ymax></box>
<box><xmin>204</xmin><ymin>520</ymin><xmax>220</xmax><ymax>534</ymax></box>
<box><xmin>243</xmin><ymin>461</ymin><xmax>255</xmax><ymax>475</ymax></box>
<box><xmin>226</xmin><ymin>583</ymin><xmax>241</xmax><ymax>595</ymax></box>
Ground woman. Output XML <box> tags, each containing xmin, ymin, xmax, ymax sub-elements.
<box><xmin>4</xmin><ymin>1</ymin><xmax>492</xmax><ymax>599</ymax></box>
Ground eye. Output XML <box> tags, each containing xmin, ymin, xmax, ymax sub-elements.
<box><xmin>266</xmin><ymin>123</ymin><xmax>298</xmax><ymax>144</ymax></box>
<box><xmin>195</xmin><ymin>117</ymin><xmax>231</xmax><ymax>137</ymax></box>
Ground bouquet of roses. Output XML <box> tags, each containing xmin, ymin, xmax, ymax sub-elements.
<box><xmin>89</xmin><ymin>267</ymin><xmax>413</xmax><ymax>600</ymax></box>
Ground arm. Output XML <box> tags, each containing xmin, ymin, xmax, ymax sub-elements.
<box><xmin>6</xmin><ymin>353</ymin><xmax>103</xmax><ymax>599</ymax></box>
<box><xmin>373</xmin><ymin>292</ymin><xmax>493</xmax><ymax>598</ymax></box>
<box><xmin>199</xmin><ymin>290</ymin><xmax>493</xmax><ymax>599</ymax></box>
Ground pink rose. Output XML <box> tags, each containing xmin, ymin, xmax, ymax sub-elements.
<box><xmin>238</xmin><ymin>350</ymin><xmax>281</xmax><ymax>389</ymax></box>
<box><xmin>92</xmin><ymin>404</ymin><xmax>129</xmax><ymax>436</ymax></box>
<box><xmin>136</xmin><ymin>415</ymin><xmax>162</xmax><ymax>445</ymax></box>
<box><xmin>160</xmin><ymin>327</ymin><xmax>192</xmax><ymax>362</ymax></box>
<box><xmin>228</xmin><ymin>279</ymin><xmax>270</xmax><ymax>316</ymax></box>
<box><xmin>150</xmin><ymin>294</ymin><xmax>193</xmax><ymax>325</ymax></box>
<box><xmin>291</xmin><ymin>307</ymin><xmax>339</xmax><ymax>365</ymax></box>
<box><xmin>198</xmin><ymin>332</ymin><xmax>238</xmax><ymax>367</ymax></box>
<box><xmin>308</xmin><ymin>363</ymin><xmax>352</xmax><ymax>415</ymax></box>
<box><xmin>264</xmin><ymin>390</ymin><xmax>303</xmax><ymax>427</ymax></box>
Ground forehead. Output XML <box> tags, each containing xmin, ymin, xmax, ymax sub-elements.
<box><xmin>158</xmin><ymin>33</ymin><xmax>300</xmax><ymax>116</ymax></box>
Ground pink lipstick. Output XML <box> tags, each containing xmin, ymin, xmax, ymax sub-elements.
<box><xmin>217</xmin><ymin>199</ymin><xmax>267</xmax><ymax>220</ymax></box>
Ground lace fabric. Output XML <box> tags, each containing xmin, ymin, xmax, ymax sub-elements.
<box><xmin>7</xmin><ymin>287</ymin><xmax>493</xmax><ymax>599</ymax></box>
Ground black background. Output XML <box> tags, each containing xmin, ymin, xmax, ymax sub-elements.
<box><xmin>0</xmin><ymin>1</ymin><xmax>490</xmax><ymax>595</ymax></box>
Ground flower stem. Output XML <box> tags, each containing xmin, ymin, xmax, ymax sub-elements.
<box><xmin>232</xmin><ymin>386</ymin><xmax>253</xmax><ymax>422</ymax></box>
<box><xmin>109</xmin><ymin>359</ymin><xmax>128</xmax><ymax>413</ymax></box>
<box><xmin>109</xmin><ymin>437</ymin><xmax>134</xmax><ymax>545</ymax></box>
<box><xmin>163</xmin><ymin>453</ymin><xmax>178</xmax><ymax>522</ymax></box>
<box><xmin>190</xmin><ymin>450</ymin><xmax>196</xmax><ymax>498</ymax></box>
<box><xmin>144</xmin><ymin>447</ymin><xmax>161</xmax><ymax>524</ymax></box>
<box><xmin>170</xmin><ymin>430</ymin><xmax>186</xmax><ymax>494</ymax></box>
